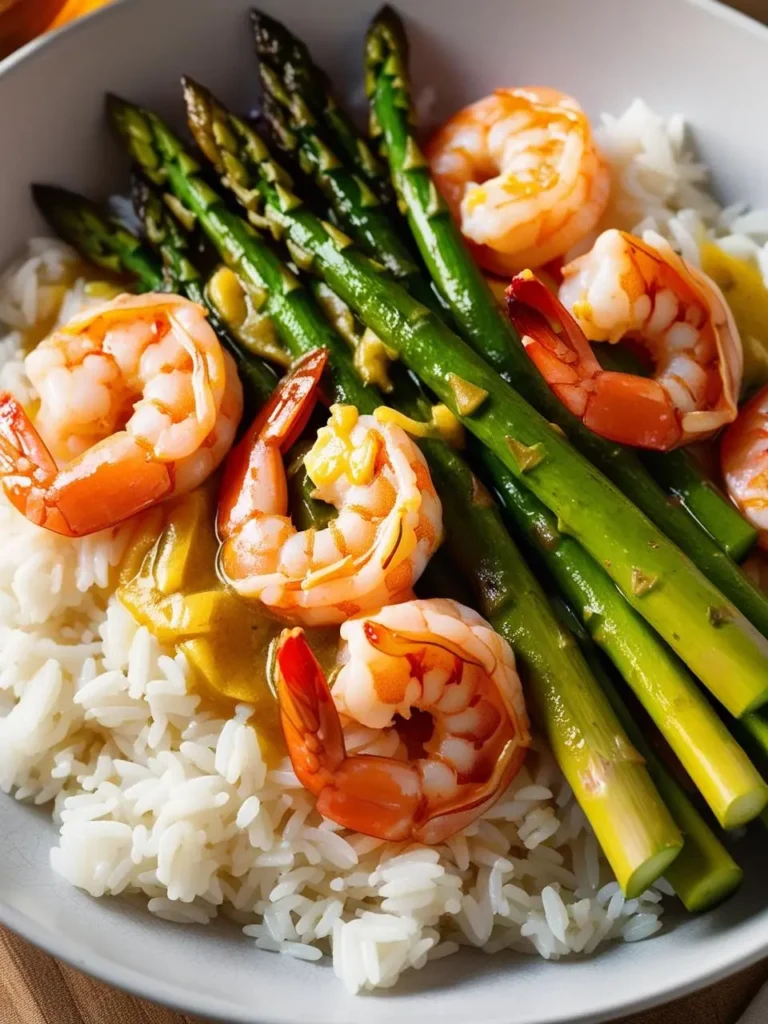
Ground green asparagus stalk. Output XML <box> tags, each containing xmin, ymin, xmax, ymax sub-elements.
<box><xmin>364</xmin><ymin>6</ymin><xmax>768</xmax><ymax>633</ymax></box>
<box><xmin>255</xmin><ymin>45</ymin><xmax>444</xmax><ymax>318</ymax></box>
<box><xmin>32</xmin><ymin>182</ymin><xmax>279</xmax><ymax>408</ymax></box>
<box><xmin>739</xmin><ymin>708</ymin><xmax>768</xmax><ymax>767</ymax></box>
<box><xmin>153</xmin><ymin>82</ymin><xmax>768</xmax><ymax>717</ymax></box>
<box><xmin>250</xmin><ymin>8</ymin><xmax>392</xmax><ymax>203</ymax></box>
<box><xmin>643</xmin><ymin>449</ymin><xmax>756</xmax><ymax>562</ymax></box>
<box><xmin>33</xmin><ymin>184</ymin><xmax>164</xmax><ymax>287</ymax></box>
<box><xmin>473</xmin><ymin>441</ymin><xmax>768</xmax><ymax>828</ymax></box>
<box><xmin>553</xmin><ymin>599</ymin><xmax>743</xmax><ymax>912</ymax></box>
<box><xmin>416</xmin><ymin>423</ymin><xmax>683</xmax><ymax>898</ymax></box>
<box><xmin>109</xmin><ymin>102</ymin><xmax>683</xmax><ymax>894</ymax></box>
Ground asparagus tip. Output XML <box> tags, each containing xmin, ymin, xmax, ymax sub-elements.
<box><xmin>31</xmin><ymin>183</ymin><xmax>85</xmax><ymax>225</ymax></box>
<box><xmin>105</xmin><ymin>91</ymin><xmax>127</xmax><ymax>113</ymax></box>
<box><xmin>105</xmin><ymin>92</ymin><xmax>136</xmax><ymax>132</ymax></box>
<box><xmin>129</xmin><ymin>170</ymin><xmax>151</xmax><ymax>218</ymax></box>
<box><xmin>31</xmin><ymin>182</ymin><xmax>60</xmax><ymax>209</ymax></box>
<box><xmin>250</xmin><ymin>6</ymin><xmax>303</xmax><ymax>63</ymax></box>
<box><xmin>180</xmin><ymin>77</ymin><xmax>221</xmax><ymax>171</ymax></box>
<box><xmin>372</xmin><ymin>4</ymin><xmax>406</xmax><ymax>35</ymax></box>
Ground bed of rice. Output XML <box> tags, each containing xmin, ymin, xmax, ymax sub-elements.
<box><xmin>0</xmin><ymin>100</ymin><xmax>765</xmax><ymax>995</ymax></box>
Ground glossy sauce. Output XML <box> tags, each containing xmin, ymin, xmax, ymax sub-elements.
<box><xmin>118</xmin><ymin>485</ymin><xmax>339</xmax><ymax>763</ymax></box>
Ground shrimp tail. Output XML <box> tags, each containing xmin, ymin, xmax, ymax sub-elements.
<box><xmin>507</xmin><ymin>274</ymin><xmax>682</xmax><ymax>451</ymax></box>
<box><xmin>217</xmin><ymin>348</ymin><xmax>328</xmax><ymax>539</ymax></box>
<box><xmin>275</xmin><ymin>626</ymin><xmax>347</xmax><ymax>793</ymax></box>
<box><xmin>256</xmin><ymin>347</ymin><xmax>329</xmax><ymax>449</ymax></box>
<box><xmin>0</xmin><ymin>391</ymin><xmax>175</xmax><ymax>537</ymax></box>
<box><xmin>275</xmin><ymin>627</ymin><xmax>424</xmax><ymax>841</ymax></box>
<box><xmin>0</xmin><ymin>392</ymin><xmax>61</xmax><ymax>529</ymax></box>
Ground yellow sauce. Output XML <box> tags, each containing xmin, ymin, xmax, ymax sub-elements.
<box><xmin>701</xmin><ymin>242</ymin><xmax>768</xmax><ymax>395</ymax></box>
<box><xmin>118</xmin><ymin>484</ymin><xmax>339</xmax><ymax>764</ymax></box>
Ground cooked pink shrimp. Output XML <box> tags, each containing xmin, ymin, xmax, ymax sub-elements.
<box><xmin>217</xmin><ymin>351</ymin><xmax>443</xmax><ymax>627</ymax></box>
<box><xmin>426</xmin><ymin>87</ymin><xmax>610</xmax><ymax>276</ymax></box>
<box><xmin>507</xmin><ymin>230</ymin><xmax>742</xmax><ymax>451</ymax></box>
<box><xmin>0</xmin><ymin>292</ymin><xmax>242</xmax><ymax>536</ymax></box>
<box><xmin>275</xmin><ymin>598</ymin><xmax>530</xmax><ymax>844</ymax></box>
<box><xmin>722</xmin><ymin>384</ymin><xmax>768</xmax><ymax>546</ymax></box>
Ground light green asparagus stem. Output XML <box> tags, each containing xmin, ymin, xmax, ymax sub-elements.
<box><xmin>554</xmin><ymin>599</ymin><xmax>744</xmax><ymax>912</ymax></box>
<box><xmin>474</xmin><ymin>442</ymin><xmax>768</xmax><ymax>828</ymax></box>
<box><xmin>169</xmin><ymin>81</ymin><xmax>768</xmax><ymax>718</ymax></box>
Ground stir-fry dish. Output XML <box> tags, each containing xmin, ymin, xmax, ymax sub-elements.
<box><xmin>4</xmin><ymin>4</ymin><xmax>768</xmax><ymax>995</ymax></box>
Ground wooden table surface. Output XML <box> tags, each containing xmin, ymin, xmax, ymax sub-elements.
<box><xmin>1</xmin><ymin>0</ymin><xmax>768</xmax><ymax>1022</ymax></box>
<box><xmin>0</xmin><ymin>922</ymin><xmax>765</xmax><ymax>1024</ymax></box>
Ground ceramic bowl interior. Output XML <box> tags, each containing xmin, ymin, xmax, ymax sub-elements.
<box><xmin>1</xmin><ymin>1</ymin><xmax>768</xmax><ymax>1021</ymax></box>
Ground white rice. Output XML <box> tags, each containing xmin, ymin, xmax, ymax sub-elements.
<box><xmin>2</xmin><ymin>97</ymin><xmax>760</xmax><ymax>994</ymax></box>
<box><xmin>585</xmin><ymin>98</ymin><xmax>768</xmax><ymax>285</ymax></box>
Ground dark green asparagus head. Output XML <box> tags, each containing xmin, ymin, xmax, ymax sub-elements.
<box><xmin>365</xmin><ymin>5</ymin><xmax>409</xmax><ymax>96</ymax></box>
<box><xmin>251</xmin><ymin>7</ymin><xmax>391</xmax><ymax>200</ymax></box>
<box><xmin>107</xmin><ymin>93</ymin><xmax>207</xmax><ymax>189</ymax></box>
<box><xmin>32</xmin><ymin>183</ymin><xmax>159</xmax><ymax>280</ymax></box>
<box><xmin>365</xmin><ymin>5</ymin><xmax>414</xmax><ymax>136</ymax></box>
<box><xmin>130</xmin><ymin>172</ymin><xmax>202</xmax><ymax>291</ymax></box>
<box><xmin>182</xmin><ymin>76</ymin><xmax>303</xmax><ymax>233</ymax></box>
<box><xmin>250</xmin><ymin>8</ymin><xmax>326</xmax><ymax>98</ymax></box>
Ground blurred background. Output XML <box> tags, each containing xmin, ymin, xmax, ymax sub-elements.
<box><xmin>0</xmin><ymin>0</ymin><xmax>112</xmax><ymax>59</ymax></box>
<box><xmin>0</xmin><ymin>0</ymin><xmax>766</xmax><ymax>61</ymax></box>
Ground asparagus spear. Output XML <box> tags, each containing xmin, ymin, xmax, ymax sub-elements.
<box><xmin>416</xmin><ymin>421</ymin><xmax>682</xmax><ymax>898</ymax></box>
<box><xmin>255</xmin><ymin>44</ymin><xmax>444</xmax><ymax>317</ymax></box>
<box><xmin>643</xmin><ymin>449</ymin><xmax>756</xmax><ymax>562</ymax></box>
<box><xmin>472</xmin><ymin>441</ymin><xmax>767</xmax><ymax>829</ymax></box>
<box><xmin>147</xmin><ymin>82</ymin><xmax>768</xmax><ymax>716</ymax></box>
<box><xmin>250</xmin><ymin>8</ymin><xmax>392</xmax><ymax>203</ymax></box>
<box><xmin>33</xmin><ymin>183</ymin><xmax>164</xmax><ymax>287</ymax></box>
<box><xmin>363</xmin><ymin>6</ymin><xmax>768</xmax><ymax>632</ymax></box>
<box><xmin>32</xmin><ymin>182</ymin><xmax>279</xmax><ymax>408</ymax></box>
<box><xmin>553</xmin><ymin>599</ymin><xmax>744</xmax><ymax>913</ymax></box>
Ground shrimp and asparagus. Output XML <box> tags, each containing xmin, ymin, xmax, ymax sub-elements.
<box><xmin>14</xmin><ymin>3</ymin><xmax>768</xmax><ymax>923</ymax></box>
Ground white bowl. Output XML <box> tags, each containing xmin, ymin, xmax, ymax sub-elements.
<box><xmin>1</xmin><ymin>0</ymin><xmax>767</xmax><ymax>1020</ymax></box>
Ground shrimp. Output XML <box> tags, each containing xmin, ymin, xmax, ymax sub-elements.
<box><xmin>506</xmin><ymin>230</ymin><xmax>742</xmax><ymax>451</ymax></box>
<box><xmin>217</xmin><ymin>351</ymin><xmax>443</xmax><ymax>627</ymax></box>
<box><xmin>722</xmin><ymin>384</ymin><xmax>768</xmax><ymax>546</ymax></box>
<box><xmin>274</xmin><ymin>598</ymin><xmax>530</xmax><ymax>844</ymax></box>
<box><xmin>425</xmin><ymin>87</ymin><xmax>610</xmax><ymax>277</ymax></box>
<box><xmin>0</xmin><ymin>292</ymin><xmax>242</xmax><ymax>536</ymax></box>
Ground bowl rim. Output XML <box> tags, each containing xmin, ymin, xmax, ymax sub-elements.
<box><xmin>0</xmin><ymin>0</ymin><xmax>767</xmax><ymax>1020</ymax></box>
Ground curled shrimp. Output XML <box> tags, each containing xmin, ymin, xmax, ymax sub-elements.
<box><xmin>274</xmin><ymin>598</ymin><xmax>530</xmax><ymax>844</ymax></box>
<box><xmin>507</xmin><ymin>230</ymin><xmax>742</xmax><ymax>451</ymax></box>
<box><xmin>722</xmin><ymin>384</ymin><xmax>768</xmax><ymax>546</ymax></box>
<box><xmin>217</xmin><ymin>351</ymin><xmax>443</xmax><ymax>626</ymax></box>
<box><xmin>425</xmin><ymin>87</ymin><xmax>610</xmax><ymax>277</ymax></box>
<box><xmin>0</xmin><ymin>292</ymin><xmax>242</xmax><ymax>536</ymax></box>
